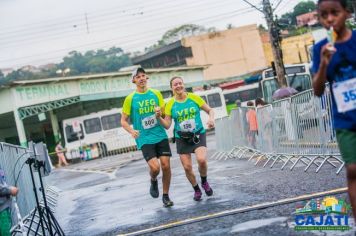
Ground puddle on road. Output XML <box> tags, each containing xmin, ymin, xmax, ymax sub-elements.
<box><xmin>230</xmin><ymin>217</ymin><xmax>288</xmax><ymax>233</ymax></box>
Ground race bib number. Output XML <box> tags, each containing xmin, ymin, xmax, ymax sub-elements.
<box><xmin>179</xmin><ymin>119</ymin><xmax>196</xmax><ymax>132</ymax></box>
<box><xmin>333</xmin><ymin>77</ymin><xmax>356</xmax><ymax>113</ymax></box>
<box><xmin>142</xmin><ymin>114</ymin><xmax>157</xmax><ymax>129</ymax></box>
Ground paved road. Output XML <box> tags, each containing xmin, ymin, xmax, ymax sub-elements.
<box><xmin>47</xmin><ymin>134</ymin><xmax>354</xmax><ymax>236</ymax></box>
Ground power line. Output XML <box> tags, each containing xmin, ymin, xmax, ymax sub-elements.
<box><xmin>0</xmin><ymin>0</ymin><xmax>241</xmax><ymax>46</ymax></box>
<box><xmin>0</xmin><ymin>0</ymin><xmax>208</xmax><ymax>38</ymax></box>
<box><xmin>1</xmin><ymin>8</ymin><xmax>255</xmax><ymax>68</ymax></box>
<box><xmin>0</xmin><ymin>0</ymin><xmax>167</xmax><ymax>32</ymax></box>
<box><xmin>0</xmin><ymin>0</ymin><xmax>222</xmax><ymax>36</ymax></box>
<box><xmin>275</xmin><ymin>0</ymin><xmax>299</xmax><ymax>14</ymax></box>
<box><xmin>273</xmin><ymin>0</ymin><xmax>284</xmax><ymax>11</ymax></box>
<box><xmin>241</xmin><ymin>0</ymin><xmax>264</xmax><ymax>13</ymax></box>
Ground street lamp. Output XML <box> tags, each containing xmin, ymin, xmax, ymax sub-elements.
<box><xmin>56</xmin><ymin>68</ymin><xmax>70</xmax><ymax>77</ymax></box>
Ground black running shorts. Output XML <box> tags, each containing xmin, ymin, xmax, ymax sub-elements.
<box><xmin>176</xmin><ymin>132</ymin><xmax>207</xmax><ymax>154</ymax></box>
<box><xmin>141</xmin><ymin>139</ymin><xmax>172</xmax><ymax>162</ymax></box>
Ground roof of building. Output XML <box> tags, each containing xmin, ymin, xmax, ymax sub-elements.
<box><xmin>7</xmin><ymin>65</ymin><xmax>207</xmax><ymax>87</ymax></box>
<box><xmin>132</xmin><ymin>41</ymin><xmax>183</xmax><ymax>64</ymax></box>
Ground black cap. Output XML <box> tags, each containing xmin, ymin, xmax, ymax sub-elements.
<box><xmin>131</xmin><ymin>67</ymin><xmax>145</xmax><ymax>80</ymax></box>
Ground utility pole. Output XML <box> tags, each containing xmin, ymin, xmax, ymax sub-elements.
<box><xmin>85</xmin><ymin>13</ymin><xmax>90</xmax><ymax>34</ymax></box>
<box><xmin>262</xmin><ymin>0</ymin><xmax>287</xmax><ymax>87</ymax></box>
<box><xmin>352</xmin><ymin>0</ymin><xmax>356</xmax><ymax>22</ymax></box>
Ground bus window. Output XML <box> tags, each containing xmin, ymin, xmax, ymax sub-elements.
<box><xmin>102</xmin><ymin>113</ymin><xmax>122</xmax><ymax>130</ymax></box>
<box><xmin>224</xmin><ymin>93</ymin><xmax>238</xmax><ymax>105</ymax></box>
<box><xmin>237</xmin><ymin>88</ymin><xmax>259</xmax><ymax>102</ymax></box>
<box><xmin>288</xmin><ymin>74</ymin><xmax>312</xmax><ymax>92</ymax></box>
<box><xmin>207</xmin><ymin>93</ymin><xmax>222</xmax><ymax>108</ymax></box>
<box><xmin>201</xmin><ymin>95</ymin><xmax>207</xmax><ymax>104</ymax></box>
<box><xmin>65</xmin><ymin>124</ymin><xmax>84</xmax><ymax>143</ymax></box>
<box><xmin>262</xmin><ymin>79</ymin><xmax>279</xmax><ymax>104</ymax></box>
<box><xmin>84</xmin><ymin>118</ymin><xmax>102</xmax><ymax>134</ymax></box>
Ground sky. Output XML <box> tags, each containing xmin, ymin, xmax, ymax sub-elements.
<box><xmin>0</xmin><ymin>0</ymin><xmax>302</xmax><ymax>69</ymax></box>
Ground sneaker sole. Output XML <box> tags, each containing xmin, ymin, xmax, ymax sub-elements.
<box><xmin>150</xmin><ymin>193</ymin><xmax>159</xmax><ymax>198</ymax></box>
<box><xmin>205</xmin><ymin>190</ymin><xmax>213</xmax><ymax>196</ymax></box>
<box><xmin>150</xmin><ymin>185</ymin><xmax>159</xmax><ymax>198</ymax></box>
<box><xmin>163</xmin><ymin>202</ymin><xmax>174</xmax><ymax>207</ymax></box>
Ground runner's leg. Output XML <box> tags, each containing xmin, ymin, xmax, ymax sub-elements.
<box><xmin>159</xmin><ymin>156</ymin><xmax>171</xmax><ymax>194</ymax></box>
<box><xmin>147</xmin><ymin>158</ymin><xmax>160</xmax><ymax>198</ymax></box>
<box><xmin>195</xmin><ymin>146</ymin><xmax>213</xmax><ymax>196</ymax></box>
<box><xmin>147</xmin><ymin>158</ymin><xmax>160</xmax><ymax>180</ymax></box>
<box><xmin>180</xmin><ymin>153</ymin><xmax>202</xmax><ymax>200</ymax></box>
<box><xmin>180</xmin><ymin>154</ymin><xmax>197</xmax><ymax>186</ymax></box>
<box><xmin>195</xmin><ymin>146</ymin><xmax>207</xmax><ymax>177</ymax></box>
<box><xmin>346</xmin><ymin>164</ymin><xmax>356</xmax><ymax>218</ymax></box>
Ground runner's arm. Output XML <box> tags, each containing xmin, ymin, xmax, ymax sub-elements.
<box><xmin>313</xmin><ymin>64</ymin><xmax>328</xmax><ymax>97</ymax></box>
<box><xmin>121</xmin><ymin>113</ymin><xmax>139</xmax><ymax>138</ymax></box>
<box><xmin>158</xmin><ymin>115</ymin><xmax>172</xmax><ymax>129</ymax></box>
<box><xmin>313</xmin><ymin>44</ymin><xmax>333</xmax><ymax>97</ymax></box>
<box><xmin>201</xmin><ymin>104</ymin><xmax>215</xmax><ymax>128</ymax></box>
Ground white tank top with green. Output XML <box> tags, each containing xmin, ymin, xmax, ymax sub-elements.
<box><xmin>122</xmin><ymin>88</ymin><xmax>168</xmax><ymax>149</ymax></box>
<box><xmin>165</xmin><ymin>93</ymin><xmax>206</xmax><ymax>138</ymax></box>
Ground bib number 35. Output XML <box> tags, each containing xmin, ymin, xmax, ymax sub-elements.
<box><xmin>333</xmin><ymin>77</ymin><xmax>356</xmax><ymax>113</ymax></box>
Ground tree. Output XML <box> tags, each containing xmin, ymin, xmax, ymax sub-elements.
<box><xmin>293</xmin><ymin>1</ymin><xmax>316</xmax><ymax>17</ymax></box>
<box><xmin>258</xmin><ymin>24</ymin><xmax>268</xmax><ymax>31</ymax></box>
<box><xmin>0</xmin><ymin>70</ymin><xmax>4</xmax><ymax>80</ymax></box>
<box><xmin>3</xmin><ymin>47</ymin><xmax>132</xmax><ymax>81</ymax></box>
<box><xmin>279</xmin><ymin>12</ymin><xmax>295</xmax><ymax>29</ymax></box>
<box><xmin>279</xmin><ymin>1</ymin><xmax>316</xmax><ymax>29</ymax></box>
<box><xmin>145</xmin><ymin>24</ymin><xmax>215</xmax><ymax>52</ymax></box>
<box><xmin>59</xmin><ymin>47</ymin><xmax>131</xmax><ymax>75</ymax></box>
<box><xmin>226</xmin><ymin>24</ymin><xmax>234</xmax><ymax>29</ymax></box>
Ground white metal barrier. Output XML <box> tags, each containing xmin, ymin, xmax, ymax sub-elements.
<box><xmin>214</xmin><ymin>87</ymin><xmax>343</xmax><ymax>174</ymax></box>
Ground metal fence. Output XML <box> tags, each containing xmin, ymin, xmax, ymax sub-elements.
<box><xmin>214</xmin><ymin>87</ymin><xmax>344</xmax><ymax>174</ymax></box>
<box><xmin>0</xmin><ymin>142</ymin><xmax>60</xmax><ymax>235</ymax></box>
<box><xmin>0</xmin><ymin>143</ymin><xmax>40</xmax><ymax>219</ymax></box>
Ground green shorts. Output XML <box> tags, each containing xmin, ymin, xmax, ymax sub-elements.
<box><xmin>336</xmin><ymin>129</ymin><xmax>356</xmax><ymax>164</ymax></box>
<box><xmin>0</xmin><ymin>208</ymin><xmax>11</xmax><ymax>236</ymax></box>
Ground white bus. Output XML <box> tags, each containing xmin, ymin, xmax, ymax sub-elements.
<box><xmin>222</xmin><ymin>83</ymin><xmax>262</xmax><ymax>113</ymax></box>
<box><xmin>194</xmin><ymin>87</ymin><xmax>228</xmax><ymax>128</ymax></box>
<box><xmin>261</xmin><ymin>63</ymin><xmax>312</xmax><ymax>103</ymax></box>
<box><xmin>62</xmin><ymin>108</ymin><xmax>133</xmax><ymax>159</ymax></box>
<box><xmin>63</xmin><ymin>107</ymin><xmax>175</xmax><ymax>160</ymax></box>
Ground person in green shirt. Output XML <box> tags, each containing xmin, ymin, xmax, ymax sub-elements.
<box><xmin>1</xmin><ymin>168</ymin><xmax>19</xmax><ymax>236</ymax></box>
<box><xmin>157</xmin><ymin>76</ymin><xmax>215</xmax><ymax>201</ymax></box>
<box><xmin>121</xmin><ymin>67</ymin><xmax>173</xmax><ymax>207</ymax></box>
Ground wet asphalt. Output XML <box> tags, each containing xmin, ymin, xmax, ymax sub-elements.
<box><xmin>47</xmin><ymin>134</ymin><xmax>353</xmax><ymax>236</ymax></box>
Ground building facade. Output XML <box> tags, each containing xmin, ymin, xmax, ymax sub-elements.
<box><xmin>133</xmin><ymin>25</ymin><xmax>268</xmax><ymax>81</ymax></box>
<box><xmin>133</xmin><ymin>24</ymin><xmax>319</xmax><ymax>81</ymax></box>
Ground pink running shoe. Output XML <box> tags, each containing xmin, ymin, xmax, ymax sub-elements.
<box><xmin>202</xmin><ymin>182</ymin><xmax>213</xmax><ymax>196</ymax></box>
<box><xmin>193</xmin><ymin>189</ymin><xmax>202</xmax><ymax>201</ymax></box>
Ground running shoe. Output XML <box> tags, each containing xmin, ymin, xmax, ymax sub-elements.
<box><xmin>162</xmin><ymin>196</ymin><xmax>174</xmax><ymax>207</ymax></box>
<box><xmin>150</xmin><ymin>179</ymin><xmax>159</xmax><ymax>198</ymax></box>
<box><xmin>193</xmin><ymin>189</ymin><xmax>202</xmax><ymax>201</ymax></box>
<box><xmin>202</xmin><ymin>182</ymin><xmax>213</xmax><ymax>196</ymax></box>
